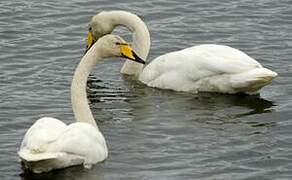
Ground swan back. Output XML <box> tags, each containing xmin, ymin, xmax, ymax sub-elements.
<box><xmin>18</xmin><ymin>118</ymin><xmax>108</xmax><ymax>173</ymax></box>
<box><xmin>139</xmin><ymin>44</ymin><xmax>277</xmax><ymax>94</ymax></box>
<box><xmin>19</xmin><ymin>117</ymin><xmax>67</xmax><ymax>154</ymax></box>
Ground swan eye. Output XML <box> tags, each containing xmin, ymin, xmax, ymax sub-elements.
<box><xmin>88</xmin><ymin>27</ymin><xmax>92</xmax><ymax>31</ymax></box>
<box><xmin>116</xmin><ymin>42</ymin><xmax>128</xmax><ymax>46</ymax></box>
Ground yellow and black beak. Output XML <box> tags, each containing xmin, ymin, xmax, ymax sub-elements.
<box><xmin>119</xmin><ymin>43</ymin><xmax>145</xmax><ymax>64</ymax></box>
<box><xmin>85</xmin><ymin>30</ymin><xmax>96</xmax><ymax>54</ymax></box>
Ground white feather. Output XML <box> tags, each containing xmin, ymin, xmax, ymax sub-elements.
<box><xmin>139</xmin><ymin>44</ymin><xmax>277</xmax><ymax>94</ymax></box>
<box><xmin>18</xmin><ymin>117</ymin><xmax>108</xmax><ymax>173</ymax></box>
<box><xmin>18</xmin><ymin>35</ymin><xmax>130</xmax><ymax>173</ymax></box>
<box><xmin>89</xmin><ymin>11</ymin><xmax>277</xmax><ymax>94</ymax></box>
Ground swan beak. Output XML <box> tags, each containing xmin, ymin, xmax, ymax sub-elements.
<box><xmin>120</xmin><ymin>44</ymin><xmax>145</xmax><ymax>64</ymax></box>
<box><xmin>85</xmin><ymin>31</ymin><xmax>95</xmax><ymax>54</ymax></box>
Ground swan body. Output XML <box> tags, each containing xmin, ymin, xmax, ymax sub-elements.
<box><xmin>139</xmin><ymin>44</ymin><xmax>277</xmax><ymax>94</ymax></box>
<box><xmin>88</xmin><ymin>11</ymin><xmax>277</xmax><ymax>94</ymax></box>
<box><xmin>18</xmin><ymin>35</ymin><xmax>143</xmax><ymax>173</ymax></box>
<box><xmin>19</xmin><ymin>117</ymin><xmax>107</xmax><ymax>173</ymax></box>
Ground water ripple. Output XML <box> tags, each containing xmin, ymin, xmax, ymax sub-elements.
<box><xmin>0</xmin><ymin>0</ymin><xmax>292</xmax><ymax>179</ymax></box>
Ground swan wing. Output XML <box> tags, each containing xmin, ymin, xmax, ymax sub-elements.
<box><xmin>18</xmin><ymin>118</ymin><xmax>108</xmax><ymax>171</ymax></box>
<box><xmin>139</xmin><ymin>44</ymin><xmax>275</xmax><ymax>93</ymax></box>
<box><xmin>184</xmin><ymin>44</ymin><xmax>262</xmax><ymax>74</ymax></box>
<box><xmin>52</xmin><ymin>122</ymin><xmax>108</xmax><ymax>165</ymax></box>
<box><xmin>19</xmin><ymin>117</ymin><xmax>67</xmax><ymax>156</ymax></box>
<box><xmin>141</xmin><ymin>44</ymin><xmax>261</xmax><ymax>82</ymax></box>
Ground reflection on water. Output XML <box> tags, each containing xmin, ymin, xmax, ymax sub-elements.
<box><xmin>88</xmin><ymin>75</ymin><xmax>275</xmax><ymax>125</ymax></box>
<box><xmin>20</xmin><ymin>165</ymin><xmax>105</xmax><ymax>180</ymax></box>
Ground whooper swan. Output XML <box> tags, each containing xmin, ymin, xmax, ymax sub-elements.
<box><xmin>18</xmin><ymin>34</ymin><xmax>144</xmax><ymax>173</ymax></box>
<box><xmin>86</xmin><ymin>11</ymin><xmax>277</xmax><ymax>94</ymax></box>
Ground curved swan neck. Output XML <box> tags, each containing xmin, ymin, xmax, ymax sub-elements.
<box><xmin>71</xmin><ymin>44</ymin><xmax>101</xmax><ymax>128</ymax></box>
<box><xmin>107</xmin><ymin>11</ymin><xmax>151</xmax><ymax>76</ymax></box>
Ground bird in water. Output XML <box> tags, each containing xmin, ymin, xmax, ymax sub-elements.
<box><xmin>18</xmin><ymin>34</ymin><xmax>144</xmax><ymax>173</ymax></box>
<box><xmin>86</xmin><ymin>10</ymin><xmax>277</xmax><ymax>94</ymax></box>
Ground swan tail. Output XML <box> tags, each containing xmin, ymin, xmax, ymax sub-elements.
<box><xmin>19</xmin><ymin>149</ymin><xmax>84</xmax><ymax>173</ymax></box>
<box><xmin>230</xmin><ymin>68</ymin><xmax>277</xmax><ymax>94</ymax></box>
<box><xmin>18</xmin><ymin>149</ymin><xmax>61</xmax><ymax>162</ymax></box>
<box><xmin>18</xmin><ymin>150</ymin><xmax>61</xmax><ymax>173</ymax></box>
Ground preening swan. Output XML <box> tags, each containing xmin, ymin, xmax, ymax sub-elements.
<box><xmin>18</xmin><ymin>35</ymin><xmax>144</xmax><ymax>173</ymax></box>
<box><xmin>87</xmin><ymin>10</ymin><xmax>277</xmax><ymax>94</ymax></box>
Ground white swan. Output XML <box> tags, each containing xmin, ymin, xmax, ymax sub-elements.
<box><xmin>18</xmin><ymin>34</ymin><xmax>144</xmax><ymax>173</ymax></box>
<box><xmin>87</xmin><ymin>11</ymin><xmax>277</xmax><ymax>94</ymax></box>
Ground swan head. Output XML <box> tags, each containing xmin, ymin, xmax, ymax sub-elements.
<box><xmin>87</xmin><ymin>11</ymin><xmax>115</xmax><ymax>44</ymax></box>
<box><xmin>85</xmin><ymin>11</ymin><xmax>118</xmax><ymax>53</ymax></box>
<box><xmin>95</xmin><ymin>34</ymin><xmax>145</xmax><ymax>64</ymax></box>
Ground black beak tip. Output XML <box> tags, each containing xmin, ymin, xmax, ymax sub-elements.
<box><xmin>84</xmin><ymin>46</ymin><xmax>89</xmax><ymax>55</ymax></box>
<box><xmin>132</xmin><ymin>51</ymin><xmax>146</xmax><ymax>65</ymax></box>
<box><xmin>84</xmin><ymin>40</ymin><xmax>96</xmax><ymax>55</ymax></box>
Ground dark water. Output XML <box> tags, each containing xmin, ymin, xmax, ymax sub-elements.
<box><xmin>1</xmin><ymin>0</ymin><xmax>292</xmax><ymax>179</ymax></box>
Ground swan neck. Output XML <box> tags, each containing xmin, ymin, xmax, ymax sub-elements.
<box><xmin>109</xmin><ymin>11</ymin><xmax>150</xmax><ymax>75</ymax></box>
<box><xmin>71</xmin><ymin>45</ymin><xmax>100</xmax><ymax>128</ymax></box>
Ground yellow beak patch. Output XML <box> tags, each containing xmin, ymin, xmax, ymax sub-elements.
<box><xmin>87</xmin><ymin>31</ymin><xmax>95</xmax><ymax>49</ymax></box>
<box><xmin>120</xmin><ymin>44</ymin><xmax>135</xmax><ymax>60</ymax></box>
<box><xmin>118</xmin><ymin>43</ymin><xmax>145</xmax><ymax>64</ymax></box>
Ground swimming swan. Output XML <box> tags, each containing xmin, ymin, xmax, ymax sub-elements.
<box><xmin>18</xmin><ymin>35</ymin><xmax>144</xmax><ymax>173</ymax></box>
<box><xmin>87</xmin><ymin>10</ymin><xmax>277</xmax><ymax>94</ymax></box>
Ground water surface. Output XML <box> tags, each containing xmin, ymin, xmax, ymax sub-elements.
<box><xmin>0</xmin><ymin>0</ymin><xmax>292</xmax><ymax>179</ymax></box>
